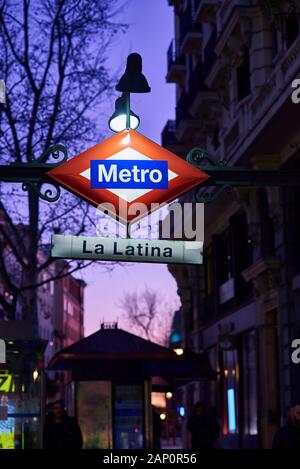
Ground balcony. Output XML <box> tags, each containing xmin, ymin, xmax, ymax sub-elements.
<box><xmin>166</xmin><ymin>39</ymin><xmax>186</xmax><ymax>84</ymax></box>
<box><xmin>188</xmin><ymin>59</ymin><xmax>217</xmax><ymax>116</ymax></box>
<box><xmin>219</xmin><ymin>0</ymin><xmax>252</xmax><ymax>29</ymax></box>
<box><xmin>176</xmin><ymin>92</ymin><xmax>202</xmax><ymax>142</ymax></box>
<box><xmin>194</xmin><ymin>0</ymin><xmax>217</xmax><ymax>23</ymax></box>
<box><xmin>179</xmin><ymin>1</ymin><xmax>202</xmax><ymax>54</ymax></box>
<box><xmin>161</xmin><ymin>120</ymin><xmax>188</xmax><ymax>156</ymax></box>
<box><xmin>168</xmin><ymin>0</ymin><xmax>180</xmax><ymax>6</ymax></box>
<box><xmin>203</xmin><ymin>28</ymin><xmax>217</xmax><ymax>79</ymax></box>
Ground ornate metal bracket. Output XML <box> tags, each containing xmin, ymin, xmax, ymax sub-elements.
<box><xmin>186</xmin><ymin>147</ymin><xmax>300</xmax><ymax>203</ymax></box>
<box><xmin>186</xmin><ymin>147</ymin><xmax>228</xmax><ymax>167</ymax></box>
<box><xmin>0</xmin><ymin>144</ymin><xmax>67</xmax><ymax>203</ymax></box>
<box><xmin>187</xmin><ymin>147</ymin><xmax>233</xmax><ymax>203</ymax></box>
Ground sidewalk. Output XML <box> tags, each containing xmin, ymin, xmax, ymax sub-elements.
<box><xmin>161</xmin><ymin>437</ymin><xmax>182</xmax><ymax>449</ymax></box>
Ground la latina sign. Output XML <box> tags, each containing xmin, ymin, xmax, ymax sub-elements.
<box><xmin>52</xmin><ymin>235</ymin><xmax>203</xmax><ymax>265</ymax></box>
<box><xmin>47</xmin><ymin>129</ymin><xmax>208</xmax><ymax>265</ymax></box>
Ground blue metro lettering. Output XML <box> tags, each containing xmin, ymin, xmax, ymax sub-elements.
<box><xmin>90</xmin><ymin>159</ymin><xmax>168</xmax><ymax>189</ymax></box>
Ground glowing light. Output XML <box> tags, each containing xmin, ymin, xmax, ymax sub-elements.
<box><xmin>121</xmin><ymin>132</ymin><xmax>131</xmax><ymax>146</ymax></box>
<box><xmin>227</xmin><ymin>388</ymin><xmax>237</xmax><ymax>433</ymax></box>
<box><xmin>174</xmin><ymin>348</ymin><xmax>184</xmax><ymax>356</ymax></box>
<box><xmin>109</xmin><ymin>113</ymin><xmax>140</xmax><ymax>133</ymax></box>
<box><xmin>224</xmin><ymin>369</ymin><xmax>228</xmax><ymax>376</ymax></box>
<box><xmin>33</xmin><ymin>369</ymin><xmax>39</xmax><ymax>382</ymax></box>
<box><xmin>159</xmin><ymin>412</ymin><xmax>166</xmax><ymax>421</ymax></box>
<box><xmin>166</xmin><ymin>392</ymin><xmax>173</xmax><ymax>400</ymax></box>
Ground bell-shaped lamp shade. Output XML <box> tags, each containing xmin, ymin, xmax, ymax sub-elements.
<box><xmin>116</xmin><ymin>53</ymin><xmax>151</xmax><ymax>93</ymax></box>
<box><xmin>108</xmin><ymin>97</ymin><xmax>140</xmax><ymax>132</ymax></box>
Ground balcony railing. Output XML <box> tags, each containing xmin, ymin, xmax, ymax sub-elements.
<box><xmin>194</xmin><ymin>0</ymin><xmax>203</xmax><ymax>11</ymax></box>
<box><xmin>203</xmin><ymin>28</ymin><xmax>217</xmax><ymax>78</ymax></box>
<box><xmin>188</xmin><ymin>60</ymin><xmax>209</xmax><ymax>100</ymax></box>
<box><xmin>167</xmin><ymin>39</ymin><xmax>184</xmax><ymax>70</ymax></box>
<box><xmin>179</xmin><ymin>0</ymin><xmax>202</xmax><ymax>47</ymax></box>
<box><xmin>194</xmin><ymin>0</ymin><xmax>217</xmax><ymax>23</ymax></box>
<box><xmin>176</xmin><ymin>92</ymin><xmax>191</xmax><ymax>127</ymax></box>
<box><xmin>161</xmin><ymin>120</ymin><xmax>178</xmax><ymax>148</ymax></box>
<box><xmin>166</xmin><ymin>39</ymin><xmax>186</xmax><ymax>84</ymax></box>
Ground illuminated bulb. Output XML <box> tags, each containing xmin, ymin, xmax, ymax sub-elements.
<box><xmin>174</xmin><ymin>348</ymin><xmax>184</xmax><ymax>356</ymax></box>
<box><xmin>33</xmin><ymin>369</ymin><xmax>39</xmax><ymax>382</ymax></box>
<box><xmin>109</xmin><ymin>113</ymin><xmax>139</xmax><ymax>132</ymax></box>
<box><xmin>224</xmin><ymin>369</ymin><xmax>228</xmax><ymax>377</ymax></box>
<box><xmin>166</xmin><ymin>392</ymin><xmax>173</xmax><ymax>400</ymax></box>
<box><xmin>160</xmin><ymin>412</ymin><xmax>166</xmax><ymax>421</ymax></box>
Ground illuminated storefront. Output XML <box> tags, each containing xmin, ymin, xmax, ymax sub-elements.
<box><xmin>0</xmin><ymin>339</ymin><xmax>45</xmax><ymax>449</ymax></box>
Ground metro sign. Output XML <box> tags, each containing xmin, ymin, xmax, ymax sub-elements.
<box><xmin>47</xmin><ymin>129</ymin><xmax>209</xmax><ymax>223</ymax></box>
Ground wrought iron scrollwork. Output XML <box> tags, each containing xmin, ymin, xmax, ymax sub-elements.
<box><xmin>186</xmin><ymin>147</ymin><xmax>233</xmax><ymax>203</ymax></box>
<box><xmin>31</xmin><ymin>143</ymin><xmax>68</xmax><ymax>166</ymax></box>
<box><xmin>186</xmin><ymin>147</ymin><xmax>227</xmax><ymax>167</ymax></box>
<box><xmin>21</xmin><ymin>144</ymin><xmax>67</xmax><ymax>202</ymax></box>
<box><xmin>22</xmin><ymin>181</ymin><xmax>61</xmax><ymax>203</ymax></box>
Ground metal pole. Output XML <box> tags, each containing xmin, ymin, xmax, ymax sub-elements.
<box><xmin>125</xmin><ymin>92</ymin><xmax>130</xmax><ymax>129</ymax></box>
<box><xmin>126</xmin><ymin>222</ymin><xmax>131</xmax><ymax>239</ymax></box>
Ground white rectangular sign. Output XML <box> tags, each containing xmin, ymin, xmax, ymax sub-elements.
<box><xmin>51</xmin><ymin>235</ymin><xmax>203</xmax><ymax>264</ymax></box>
<box><xmin>0</xmin><ymin>339</ymin><xmax>5</xmax><ymax>364</ymax></box>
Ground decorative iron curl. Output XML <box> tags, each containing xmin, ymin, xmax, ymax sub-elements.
<box><xmin>186</xmin><ymin>147</ymin><xmax>227</xmax><ymax>167</ymax></box>
<box><xmin>32</xmin><ymin>143</ymin><xmax>68</xmax><ymax>166</ymax></box>
<box><xmin>196</xmin><ymin>185</ymin><xmax>233</xmax><ymax>204</ymax></box>
<box><xmin>22</xmin><ymin>182</ymin><xmax>61</xmax><ymax>203</ymax></box>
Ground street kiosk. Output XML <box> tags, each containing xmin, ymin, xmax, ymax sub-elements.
<box><xmin>48</xmin><ymin>323</ymin><xmax>214</xmax><ymax>449</ymax></box>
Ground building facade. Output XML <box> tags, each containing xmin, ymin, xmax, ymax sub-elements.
<box><xmin>164</xmin><ymin>0</ymin><xmax>300</xmax><ymax>449</ymax></box>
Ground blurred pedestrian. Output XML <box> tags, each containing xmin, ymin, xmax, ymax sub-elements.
<box><xmin>43</xmin><ymin>400</ymin><xmax>83</xmax><ymax>449</ymax></box>
<box><xmin>272</xmin><ymin>401</ymin><xmax>300</xmax><ymax>449</ymax></box>
<box><xmin>187</xmin><ymin>402</ymin><xmax>220</xmax><ymax>449</ymax></box>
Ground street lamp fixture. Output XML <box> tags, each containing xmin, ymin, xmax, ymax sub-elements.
<box><xmin>109</xmin><ymin>53</ymin><xmax>150</xmax><ymax>132</ymax></box>
<box><xmin>115</xmin><ymin>53</ymin><xmax>151</xmax><ymax>93</ymax></box>
<box><xmin>108</xmin><ymin>94</ymin><xmax>140</xmax><ymax>132</ymax></box>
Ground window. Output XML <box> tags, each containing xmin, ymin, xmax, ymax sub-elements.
<box><xmin>272</xmin><ymin>25</ymin><xmax>279</xmax><ymax>57</ymax></box>
<box><xmin>205</xmin><ymin>246</ymin><xmax>213</xmax><ymax>296</ymax></box>
<box><xmin>236</xmin><ymin>48</ymin><xmax>250</xmax><ymax>101</ymax></box>
<box><xmin>217</xmin><ymin>229</ymin><xmax>232</xmax><ymax>286</ymax></box>
<box><xmin>222</xmin><ymin>349</ymin><xmax>239</xmax><ymax>435</ymax></box>
<box><xmin>230</xmin><ymin>212</ymin><xmax>253</xmax><ymax>302</ymax></box>
<box><xmin>68</xmin><ymin>301</ymin><xmax>74</xmax><ymax>316</ymax></box>
<box><xmin>285</xmin><ymin>15</ymin><xmax>299</xmax><ymax>49</ymax></box>
<box><xmin>213</xmin><ymin>124</ymin><xmax>220</xmax><ymax>150</ymax></box>
<box><xmin>242</xmin><ymin>330</ymin><xmax>258</xmax><ymax>436</ymax></box>
<box><xmin>258</xmin><ymin>189</ymin><xmax>275</xmax><ymax>257</ymax></box>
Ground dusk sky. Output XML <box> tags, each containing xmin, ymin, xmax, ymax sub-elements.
<box><xmin>80</xmin><ymin>0</ymin><xmax>181</xmax><ymax>336</ymax></box>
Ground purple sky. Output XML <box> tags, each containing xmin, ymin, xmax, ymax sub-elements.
<box><xmin>80</xmin><ymin>0</ymin><xmax>181</xmax><ymax>336</ymax></box>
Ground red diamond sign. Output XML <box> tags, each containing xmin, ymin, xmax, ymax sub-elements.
<box><xmin>47</xmin><ymin>129</ymin><xmax>209</xmax><ymax>223</ymax></box>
